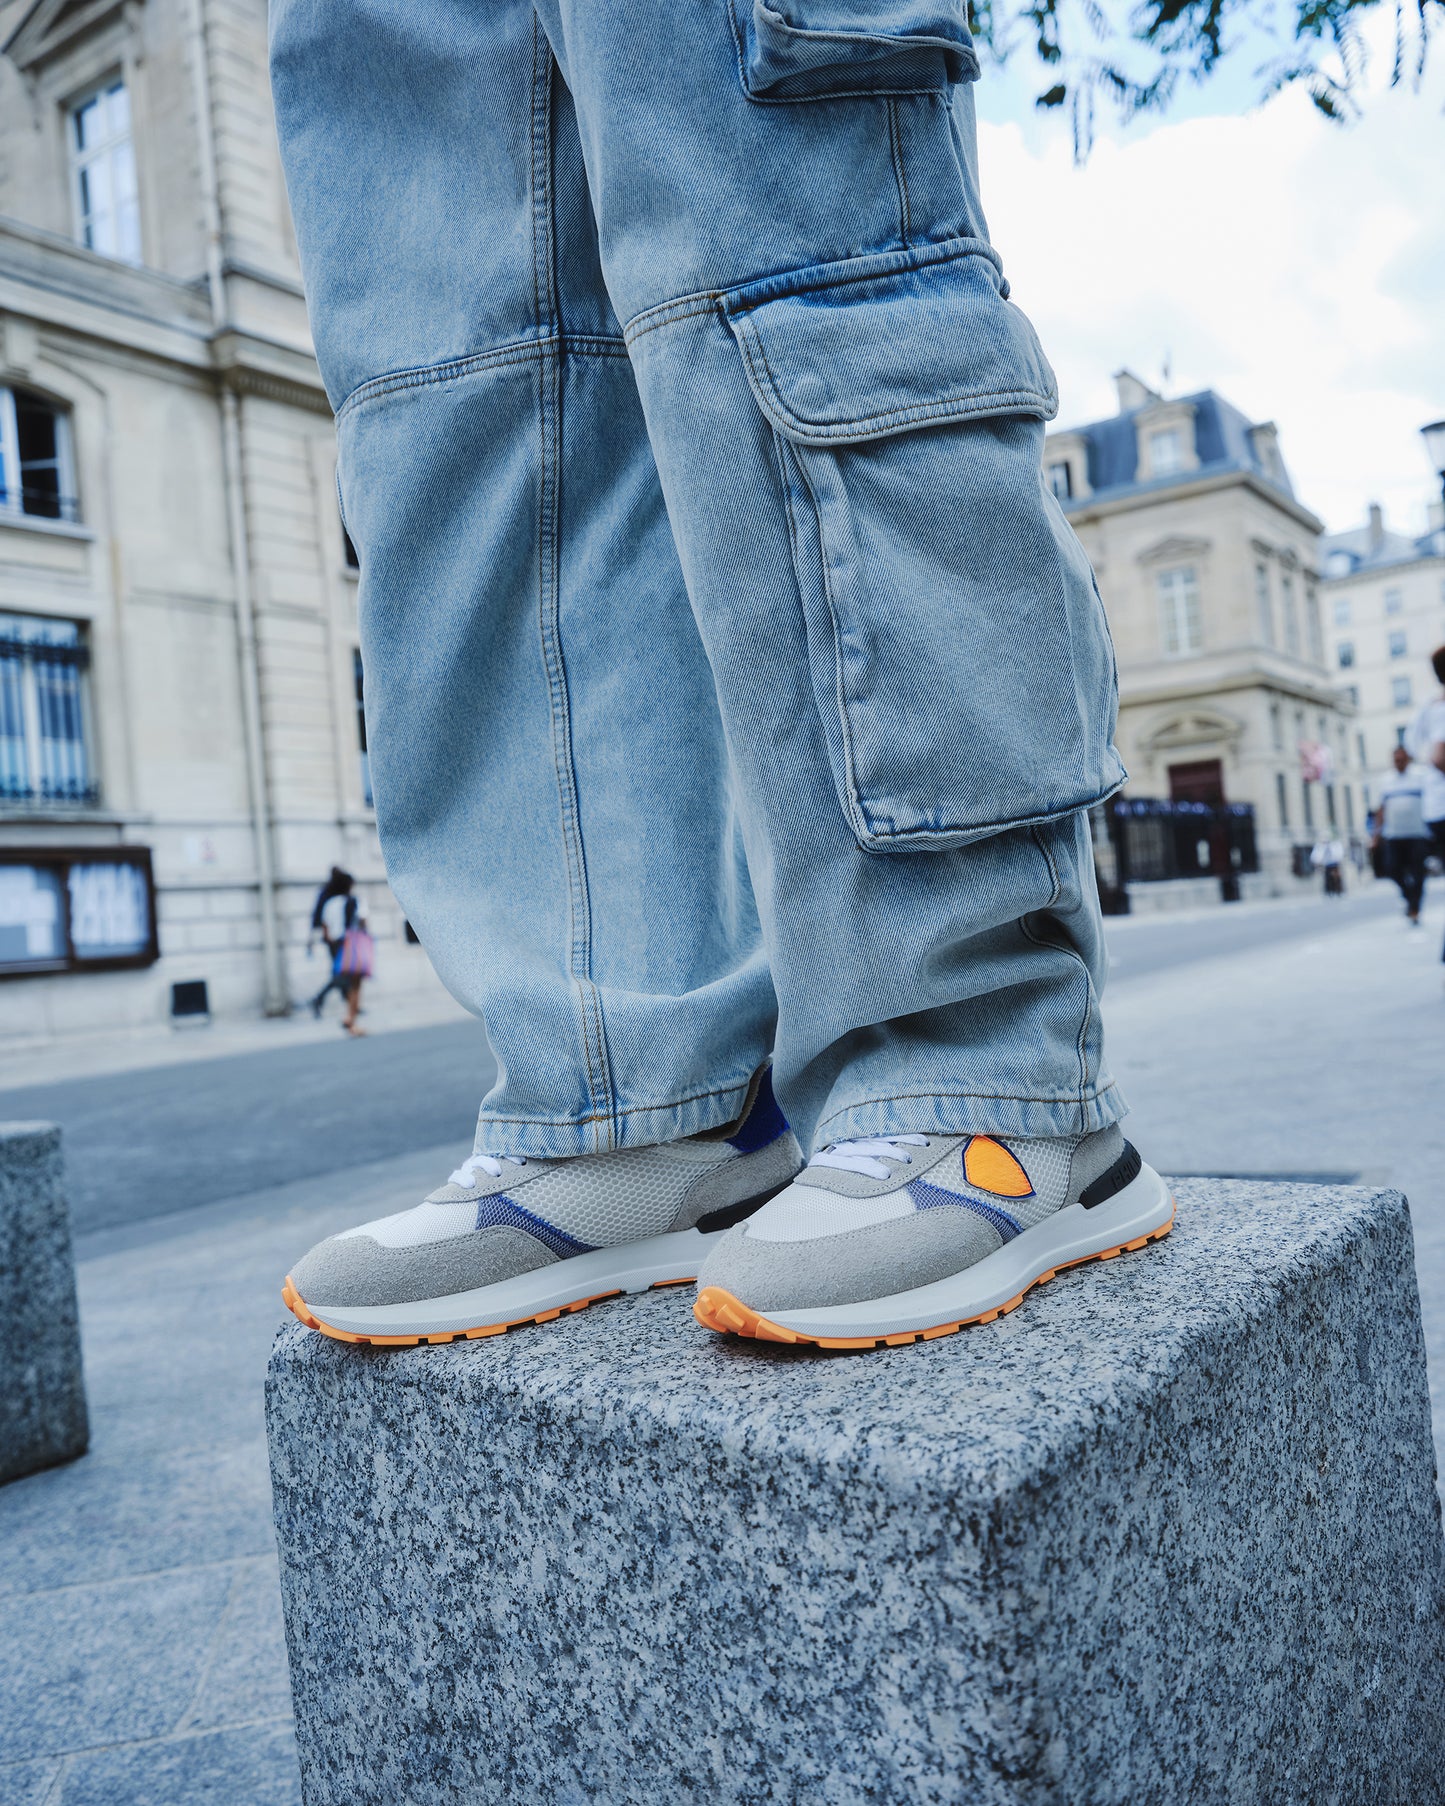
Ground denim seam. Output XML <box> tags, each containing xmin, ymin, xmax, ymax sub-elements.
<box><xmin>780</xmin><ymin>434</ymin><xmax>873</xmax><ymax>844</ymax></box>
<box><xmin>475</xmin><ymin>1074</ymin><xmax>755</xmax><ymax>1130</ymax></box>
<box><xmin>336</xmin><ymin>336</ymin><xmax>558</xmax><ymax>421</ymax></box>
<box><xmin>623</xmin><ymin>235</ymin><xmax>1008</xmax><ymax>346</ymax></box>
<box><xmin>814</xmin><ymin>1082</ymin><xmax>1121</xmax><ymax>1137</ymax></box>
<box><xmin>530</xmin><ymin>25</ymin><xmax>615</xmax><ymax>1152</ymax></box>
<box><xmin>336</xmin><ymin>334</ymin><xmax>630</xmax><ymax>420</ymax></box>
<box><xmin>1022</xmin><ymin>825</ymin><xmax>1093</xmax><ymax>1127</ymax></box>
<box><xmin>624</xmin><ymin>299</ymin><xmax>722</xmax><ymax>345</ymax></box>
<box><xmin>887</xmin><ymin>99</ymin><xmax>911</xmax><ymax>248</ymax></box>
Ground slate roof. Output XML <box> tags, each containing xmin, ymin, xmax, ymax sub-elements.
<box><xmin>1055</xmin><ymin>390</ymin><xmax>1297</xmax><ymax>507</ymax></box>
<box><xmin>1320</xmin><ymin>522</ymin><xmax>1445</xmax><ymax>577</ymax></box>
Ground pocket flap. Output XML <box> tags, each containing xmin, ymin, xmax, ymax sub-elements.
<box><xmin>721</xmin><ymin>242</ymin><xmax>1058</xmax><ymax>445</ymax></box>
<box><xmin>739</xmin><ymin>0</ymin><xmax>980</xmax><ymax>100</ymax></box>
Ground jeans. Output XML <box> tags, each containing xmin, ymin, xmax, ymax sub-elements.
<box><xmin>1385</xmin><ymin>838</ymin><xmax>1429</xmax><ymax>917</ymax></box>
<box><xmin>269</xmin><ymin>0</ymin><xmax>1127</xmax><ymax>1157</ymax></box>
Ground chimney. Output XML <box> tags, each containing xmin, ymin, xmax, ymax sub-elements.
<box><xmin>1113</xmin><ymin>369</ymin><xmax>1160</xmax><ymax>415</ymax></box>
<box><xmin>1367</xmin><ymin>502</ymin><xmax>1385</xmax><ymax>550</ymax></box>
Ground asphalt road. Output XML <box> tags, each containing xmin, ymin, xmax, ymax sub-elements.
<box><xmin>0</xmin><ymin>885</ymin><xmax>1403</xmax><ymax>1238</ymax></box>
<box><xmin>0</xmin><ymin>1020</ymin><xmax>494</xmax><ymax>1238</ymax></box>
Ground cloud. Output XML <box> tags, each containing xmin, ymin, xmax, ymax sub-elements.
<box><xmin>974</xmin><ymin>53</ymin><xmax>1445</xmax><ymax>536</ymax></box>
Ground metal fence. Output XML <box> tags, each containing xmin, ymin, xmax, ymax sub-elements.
<box><xmin>1091</xmin><ymin>797</ymin><xmax>1259</xmax><ymax>912</ymax></box>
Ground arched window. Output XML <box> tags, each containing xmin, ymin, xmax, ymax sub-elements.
<box><xmin>0</xmin><ymin>388</ymin><xmax>78</xmax><ymax>523</ymax></box>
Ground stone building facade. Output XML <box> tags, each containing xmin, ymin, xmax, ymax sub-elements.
<box><xmin>1321</xmin><ymin>500</ymin><xmax>1445</xmax><ymax>808</ymax></box>
<box><xmin>0</xmin><ymin>0</ymin><xmax>444</xmax><ymax>1033</ymax></box>
<box><xmin>1047</xmin><ymin>372</ymin><xmax>1358</xmax><ymax>892</ymax></box>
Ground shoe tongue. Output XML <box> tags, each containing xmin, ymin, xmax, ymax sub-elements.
<box><xmin>794</xmin><ymin>1162</ymin><xmax>910</xmax><ymax>1197</ymax></box>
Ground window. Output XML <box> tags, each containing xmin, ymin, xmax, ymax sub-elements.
<box><xmin>70</xmin><ymin>78</ymin><xmax>140</xmax><ymax>263</ymax></box>
<box><xmin>0</xmin><ymin>614</ymin><xmax>94</xmax><ymax>807</ymax></box>
<box><xmin>1356</xmin><ymin>731</ymin><xmax>1367</xmax><ymax>770</ymax></box>
<box><xmin>1326</xmin><ymin>551</ymin><xmax>1353</xmax><ymax>578</ymax></box>
<box><xmin>1156</xmin><ymin>565</ymin><xmax>1202</xmax><ymax>657</ymax></box>
<box><xmin>1342</xmin><ymin>684</ymin><xmax>1360</xmax><ymax>706</ymax></box>
<box><xmin>1275</xmin><ymin>771</ymin><xmax>1289</xmax><ymax>828</ymax></box>
<box><xmin>1337</xmin><ymin>641</ymin><xmax>1355</xmax><ymax>669</ymax></box>
<box><xmin>1332</xmin><ymin>596</ymin><xmax>1351</xmax><ymax>627</ymax></box>
<box><xmin>1254</xmin><ymin>563</ymin><xmax>1275</xmax><ymax>647</ymax></box>
<box><xmin>353</xmin><ymin>648</ymin><xmax>372</xmax><ymax>807</ymax></box>
<box><xmin>1301</xmin><ymin>778</ymin><xmax>1313</xmax><ymax>830</ymax></box>
<box><xmin>0</xmin><ymin>389</ymin><xmax>77</xmax><ymax>523</ymax></box>
<box><xmin>1281</xmin><ymin>573</ymin><xmax>1300</xmax><ymax>656</ymax></box>
<box><xmin>0</xmin><ymin>848</ymin><xmax>156</xmax><ymax>975</ymax></box>
<box><xmin>1343</xmin><ymin>786</ymin><xmax>1354</xmax><ymax>832</ymax></box>
<box><xmin>1149</xmin><ymin>429</ymin><xmax>1183</xmax><ymax>477</ymax></box>
<box><xmin>1389</xmin><ymin>630</ymin><xmax>1407</xmax><ymax>658</ymax></box>
<box><xmin>1305</xmin><ymin>586</ymin><xmax>1324</xmax><ymax>665</ymax></box>
<box><xmin>1269</xmin><ymin>700</ymin><xmax>1283</xmax><ymax>751</ymax></box>
<box><xmin>1393</xmin><ymin>676</ymin><xmax>1412</xmax><ymax>707</ymax></box>
<box><xmin>1384</xmin><ymin>587</ymin><xmax>1403</xmax><ymax>616</ymax></box>
<box><xmin>1046</xmin><ymin>461</ymin><xmax>1072</xmax><ymax>502</ymax></box>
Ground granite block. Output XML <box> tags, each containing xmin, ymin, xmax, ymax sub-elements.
<box><xmin>0</xmin><ymin>1123</ymin><xmax>87</xmax><ymax>1484</ymax></box>
<box><xmin>266</xmin><ymin>1181</ymin><xmax>1445</xmax><ymax>1806</ymax></box>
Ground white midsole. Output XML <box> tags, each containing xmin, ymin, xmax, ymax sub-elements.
<box><xmin>761</xmin><ymin>1163</ymin><xmax>1175</xmax><ymax>1339</ymax></box>
<box><xmin>301</xmin><ymin>1225</ymin><xmax>724</xmax><ymax>1337</ymax></box>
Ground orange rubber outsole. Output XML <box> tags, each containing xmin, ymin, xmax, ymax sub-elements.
<box><xmin>693</xmin><ymin>1200</ymin><xmax>1177</xmax><ymax>1350</ymax></box>
<box><xmin>281</xmin><ymin>1273</ymin><xmax>697</xmax><ymax>1348</ymax></box>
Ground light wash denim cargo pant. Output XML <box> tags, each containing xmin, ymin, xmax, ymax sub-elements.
<box><xmin>269</xmin><ymin>0</ymin><xmax>1128</xmax><ymax>1157</ymax></box>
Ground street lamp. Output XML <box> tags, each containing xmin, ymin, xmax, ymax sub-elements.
<box><xmin>1423</xmin><ymin>419</ymin><xmax>1445</xmax><ymax>504</ymax></box>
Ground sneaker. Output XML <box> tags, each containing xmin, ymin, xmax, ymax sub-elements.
<box><xmin>693</xmin><ymin>1127</ymin><xmax>1173</xmax><ymax>1349</ymax></box>
<box><xmin>283</xmin><ymin>1067</ymin><xmax>802</xmax><ymax>1346</ymax></box>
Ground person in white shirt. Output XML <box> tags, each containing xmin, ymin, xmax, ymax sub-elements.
<box><xmin>1373</xmin><ymin>745</ymin><xmax>1431</xmax><ymax>923</ymax></box>
<box><xmin>1310</xmin><ymin>836</ymin><xmax>1346</xmax><ymax>897</ymax></box>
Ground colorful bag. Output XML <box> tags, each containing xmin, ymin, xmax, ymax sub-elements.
<box><xmin>336</xmin><ymin>925</ymin><xmax>374</xmax><ymax>979</ymax></box>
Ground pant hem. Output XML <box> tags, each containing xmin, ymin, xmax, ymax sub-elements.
<box><xmin>474</xmin><ymin>1073</ymin><xmax>757</xmax><ymax>1160</ymax></box>
<box><xmin>812</xmin><ymin>1079</ymin><xmax>1128</xmax><ymax>1154</ymax></box>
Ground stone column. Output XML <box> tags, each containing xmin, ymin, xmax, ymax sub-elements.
<box><xmin>0</xmin><ymin>1122</ymin><xmax>89</xmax><ymax>1485</ymax></box>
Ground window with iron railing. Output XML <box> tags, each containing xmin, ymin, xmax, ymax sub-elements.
<box><xmin>0</xmin><ymin>614</ymin><xmax>97</xmax><ymax>808</ymax></box>
<box><xmin>0</xmin><ymin>388</ymin><xmax>79</xmax><ymax>525</ymax></box>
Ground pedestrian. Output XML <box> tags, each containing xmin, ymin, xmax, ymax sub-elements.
<box><xmin>1311</xmin><ymin>836</ymin><xmax>1346</xmax><ymax>897</ymax></box>
<box><xmin>308</xmin><ymin>867</ymin><xmax>355</xmax><ymax>1018</ymax></box>
<box><xmin>272</xmin><ymin>5</ymin><xmax>1173</xmax><ymax>1352</ymax></box>
<box><xmin>1373</xmin><ymin>745</ymin><xmax>1431</xmax><ymax>925</ymax></box>
<box><xmin>1407</xmin><ymin>645</ymin><xmax>1445</xmax><ymax>965</ymax></box>
<box><xmin>334</xmin><ymin>899</ymin><xmax>374</xmax><ymax>1039</ymax></box>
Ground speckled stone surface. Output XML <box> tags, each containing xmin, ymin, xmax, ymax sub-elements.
<box><xmin>0</xmin><ymin>1122</ymin><xmax>88</xmax><ymax>1485</ymax></box>
<box><xmin>267</xmin><ymin>1181</ymin><xmax>1445</xmax><ymax>1806</ymax></box>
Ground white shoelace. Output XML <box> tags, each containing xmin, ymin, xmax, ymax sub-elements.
<box><xmin>809</xmin><ymin>1135</ymin><xmax>929</xmax><ymax>1181</ymax></box>
<box><xmin>449</xmin><ymin>1151</ymin><xmax>528</xmax><ymax>1187</ymax></box>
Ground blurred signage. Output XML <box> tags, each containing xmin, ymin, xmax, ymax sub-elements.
<box><xmin>0</xmin><ymin>848</ymin><xmax>158</xmax><ymax>977</ymax></box>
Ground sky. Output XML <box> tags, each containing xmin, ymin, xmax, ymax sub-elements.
<box><xmin>970</xmin><ymin>14</ymin><xmax>1445</xmax><ymax>539</ymax></box>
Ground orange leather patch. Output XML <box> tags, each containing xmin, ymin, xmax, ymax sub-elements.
<box><xmin>964</xmin><ymin>1135</ymin><xmax>1034</xmax><ymax>1197</ymax></box>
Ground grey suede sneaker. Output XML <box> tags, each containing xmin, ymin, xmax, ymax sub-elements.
<box><xmin>694</xmin><ymin>1127</ymin><xmax>1173</xmax><ymax>1349</ymax></box>
<box><xmin>284</xmin><ymin>1067</ymin><xmax>801</xmax><ymax>1346</ymax></box>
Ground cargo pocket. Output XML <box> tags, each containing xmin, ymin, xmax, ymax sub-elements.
<box><xmin>730</xmin><ymin>0</ymin><xmax>979</xmax><ymax>101</ymax></box>
<box><xmin>722</xmin><ymin>238</ymin><xmax>1124</xmax><ymax>852</ymax></box>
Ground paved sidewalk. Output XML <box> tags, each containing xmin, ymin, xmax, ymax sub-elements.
<box><xmin>0</xmin><ymin>1145</ymin><xmax>463</xmax><ymax>1806</ymax></box>
<box><xmin>0</xmin><ymin>982</ymin><xmax>471</xmax><ymax>1092</ymax></box>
